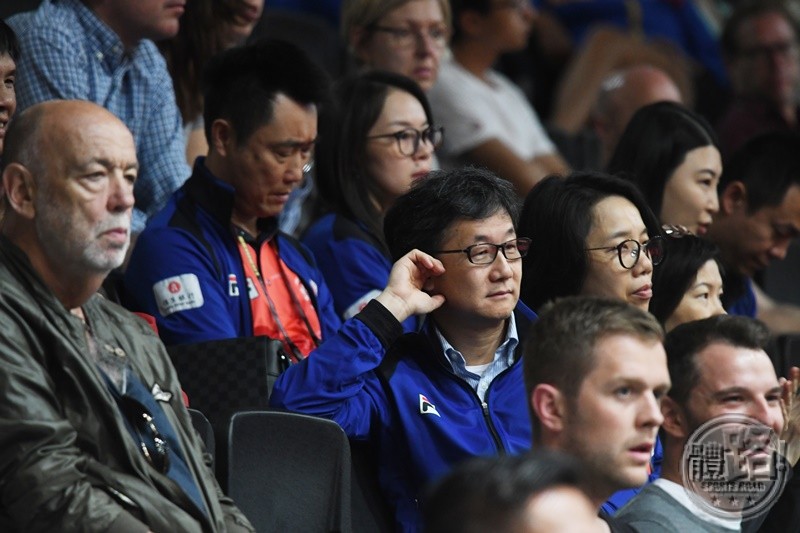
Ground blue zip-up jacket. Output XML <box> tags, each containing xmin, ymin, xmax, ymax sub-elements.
<box><xmin>124</xmin><ymin>158</ymin><xmax>342</xmax><ymax>346</ymax></box>
<box><xmin>271</xmin><ymin>300</ymin><xmax>536</xmax><ymax>532</ymax></box>
<box><xmin>303</xmin><ymin>212</ymin><xmax>420</xmax><ymax>332</ymax></box>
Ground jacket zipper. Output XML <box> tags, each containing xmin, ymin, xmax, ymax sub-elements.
<box><xmin>438</xmin><ymin>360</ymin><xmax>510</xmax><ymax>453</ymax></box>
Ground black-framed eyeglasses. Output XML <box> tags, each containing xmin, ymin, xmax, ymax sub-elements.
<box><xmin>119</xmin><ymin>396</ymin><xmax>170</xmax><ymax>474</ymax></box>
<box><xmin>367</xmin><ymin>126</ymin><xmax>444</xmax><ymax>156</ymax></box>
<box><xmin>435</xmin><ymin>237</ymin><xmax>531</xmax><ymax>265</ymax></box>
<box><xmin>369</xmin><ymin>24</ymin><xmax>450</xmax><ymax>49</ymax></box>
<box><xmin>585</xmin><ymin>237</ymin><xmax>664</xmax><ymax>269</ymax></box>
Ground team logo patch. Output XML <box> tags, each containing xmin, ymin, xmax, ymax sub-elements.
<box><xmin>228</xmin><ymin>274</ymin><xmax>239</xmax><ymax>297</ymax></box>
<box><xmin>153</xmin><ymin>274</ymin><xmax>204</xmax><ymax>316</ymax></box>
<box><xmin>419</xmin><ymin>394</ymin><xmax>441</xmax><ymax>417</ymax></box>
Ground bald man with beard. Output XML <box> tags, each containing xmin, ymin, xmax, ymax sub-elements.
<box><xmin>0</xmin><ymin>100</ymin><xmax>253</xmax><ymax>533</ymax></box>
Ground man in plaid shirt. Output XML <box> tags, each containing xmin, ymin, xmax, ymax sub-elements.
<box><xmin>8</xmin><ymin>0</ymin><xmax>190</xmax><ymax>234</ymax></box>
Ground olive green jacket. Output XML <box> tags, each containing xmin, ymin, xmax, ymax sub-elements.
<box><xmin>0</xmin><ymin>237</ymin><xmax>254</xmax><ymax>533</ymax></box>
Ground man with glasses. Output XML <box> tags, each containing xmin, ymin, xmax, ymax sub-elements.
<box><xmin>271</xmin><ymin>166</ymin><xmax>537</xmax><ymax>531</ymax></box>
<box><xmin>428</xmin><ymin>0</ymin><xmax>569</xmax><ymax>194</ymax></box>
<box><xmin>0</xmin><ymin>100</ymin><xmax>253</xmax><ymax>531</ymax></box>
<box><xmin>718</xmin><ymin>0</ymin><xmax>800</xmax><ymax>157</ymax></box>
<box><xmin>124</xmin><ymin>39</ymin><xmax>342</xmax><ymax>355</ymax></box>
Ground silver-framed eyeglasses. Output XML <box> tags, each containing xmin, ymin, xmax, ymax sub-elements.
<box><xmin>435</xmin><ymin>238</ymin><xmax>531</xmax><ymax>265</ymax></box>
<box><xmin>585</xmin><ymin>237</ymin><xmax>664</xmax><ymax>269</ymax></box>
<box><xmin>369</xmin><ymin>24</ymin><xmax>450</xmax><ymax>49</ymax></box>
<box><xmin>367</xmin><ymin>126</ymin><xmax>444</xmax><ymax>156</ymax></box>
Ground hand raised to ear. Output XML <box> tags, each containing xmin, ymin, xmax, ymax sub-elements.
<box><xmin>375</xmin><ymin>249</ymin><xmax>446</xmax><ymax>323</ymax></box>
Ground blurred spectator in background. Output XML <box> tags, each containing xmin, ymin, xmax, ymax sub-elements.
<box><xmin>8</xmin><ymin>0</ymin><xmax>191</xmax><ymax>235</ymax></box>
<box><xmin>423</xmin><ymin>451</ymin><xmax>605</xmax><ymax>533</ymax></box>
<box><xmin>717</xmin><ymin>0</ymin><xmax>800</xmax><ymax>157</ymax></box>
<box><xmin>552</xmin><ymin>62</ymin><xmax>685</xmax><ymax>172</ymax></box>
<box><xmin>341</xmin><ymin>0</ymin><xmax>451</xmax><ymax>92</ymax></box>
<box><xmin>428</xmin><ymin>0</ymin><xmax>569</xmax><ymax>194</ymax></box>
<box><xmin>706</xmin><ymin>132</ymin><xmax>800</xmax><ymax>334</ymax></box>
<box><xmin>160</xmin><ymin>0</ymin><xmax>264</xmax><ymax>165</ymax></box>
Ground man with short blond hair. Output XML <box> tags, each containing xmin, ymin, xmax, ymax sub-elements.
<box><xmin>525</xmin><ymin>296</ymin><xmax>671</xmax><ymax>531</ymax></box>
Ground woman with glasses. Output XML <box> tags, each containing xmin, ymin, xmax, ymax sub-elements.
<box><xmin>607</xmin><ymin>101</ymin><xmax>722</xmax><ymax>236</ymax></box>
<box><xmin>303</xmin><ymin>71</ymin><xmax>440</xmax><ymax>331</ymax></box>
<box><xmin>649</xmin><ymin>228</ymin><xmax>726</xmax><ymax>332</ymax></box>
<box><xmin>519</xmin><ymin>171</ymin><xmax>664</xmax><ymax>516</ymax></box>
<box><xmin>519</xmin><ymin>171</ymin><xmax>663</xmax><ymax>313</ymax></box>
<box><xmin>342</xmin><ymin>0</ymin><xmax>451</xmax><ymax>92</ymax></box>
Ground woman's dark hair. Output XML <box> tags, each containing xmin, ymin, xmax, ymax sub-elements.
<box><xmin>649</xmin><ymin>233</ymin><xmax>723</xmax><ymax>325</ymax></box>
<box><xmin>606</xmin><ymin>101</ymin><xmax>719</xmax><ymax>218</ymax></box>
<box><xmin>520</xmin><ymin>171</ymin><xmax>662</xmax><ymax>312</ymax></box>
<box><xmin>315</xmin><ymin>70</ymin><xmax>433</xmax><ymax>247</ymax></box>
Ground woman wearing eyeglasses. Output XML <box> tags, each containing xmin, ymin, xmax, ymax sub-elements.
<box><xmin>342</xmin><ymin>0</ymin><xmax>451</xmax><ymax>92</ymax></box>
<box><xmin>649</xmin><ymin>228</ymin><xmax>726</xmax><ymax>332</ymax></box>
<box><xmin>303</xmin><ymin>71</ymin><xmax>440</xmax><ymax>331</ymax></box>
<box><xmin>519</xmin><ymin>171</ymin><xmax>663</xmax><ymax>313</ymax></box>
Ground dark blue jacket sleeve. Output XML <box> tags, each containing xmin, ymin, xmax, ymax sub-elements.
<box><xmin>270</xmin><ymin>300</ymin><xmax>403</xmax><ymax>439</ymax></box>
<box><xmin>124</xmin><ymin>225</ymin><xmax>243</xmax><ymax>346</ymax></box>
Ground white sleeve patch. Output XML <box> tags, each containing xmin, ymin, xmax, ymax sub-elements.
<box><xmin>153</xmin><ymin>274</ymin><xmax>204</xmax><ymax>317</ymax></box>
<box><xmin>344</xmin><ymin>289</ymin><xmax>382</xmax><ymax>319</ymax></box>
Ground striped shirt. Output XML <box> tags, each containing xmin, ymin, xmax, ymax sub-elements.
<box><xmin>9</xmin><ymin>0</ymin><xmax>190</xmax><ymax>232</ymax></box>
<box><xmin>436</xmin><ymin>313</ymin><xmax>519</xmax><ymax>402</ymax></box>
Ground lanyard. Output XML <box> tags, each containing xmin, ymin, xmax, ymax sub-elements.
<box><xmin>237</xmin><ymin>235</ymin><xmax>321</xmax><ymax>360</ymax></box>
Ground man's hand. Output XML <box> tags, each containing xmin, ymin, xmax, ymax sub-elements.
<box><xmin>780</xmin><ymin>366</ymin><xmax>800</xmax><ymax>465</ymax></box>
<box><xmin>375</xmin><ymin>249</ymin><xmax>446</xmax><ymax>323</ymax></box>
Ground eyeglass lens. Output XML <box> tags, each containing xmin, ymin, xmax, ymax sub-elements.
<box><xmin>397</xmin><ymin>128</ymin><xmax>443</xmax><ymax>156</ymax></box>
<box><xmin>619</xmin><ymin>238</ymin><xmax>664</xmax><ymax>269</ymax></box>
<box><xmin>468</xmin><ymin>238</ymin><xmax>531</xmax><ymax>264</ymax></box>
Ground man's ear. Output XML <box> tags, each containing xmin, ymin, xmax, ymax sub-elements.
<box><xmin>531</xmin><ymin>384</ymin><xmax>567</xmax><ymax>434</ymax></box>
<box><xmin>719</xmin><ymin>181</ymin><xmax>748</xmax><ymax>216</ymax></box>
<box><xmin>660</xmin><ymin>396</ymin><xmax>689</xmax><ymax>439</ymax></box>
<box><xmin>2</xmin><ymin>163</ymin><xmax>36</xmax><ymax>219</ymax></box>
<box><xmin>210</xmin><ymin>119</ymin><xmax>234</xmax><ymax>158</ymax></box>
